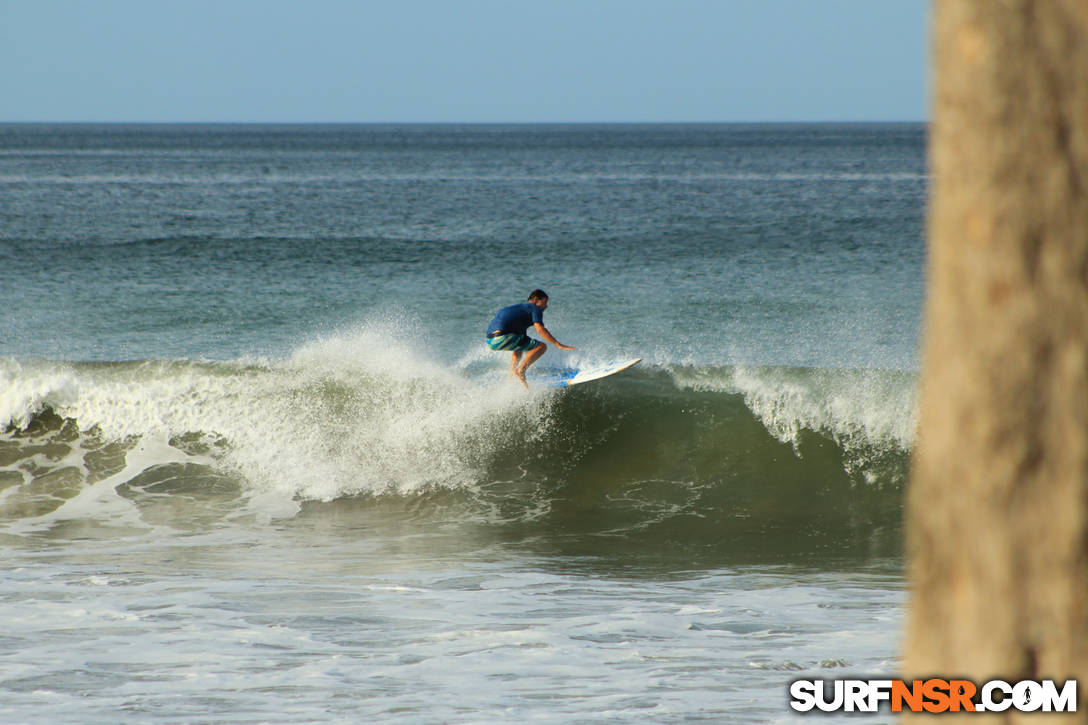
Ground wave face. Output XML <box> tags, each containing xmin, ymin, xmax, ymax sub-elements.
<box><xmin>1</xmin><ymin>328</ymin><xmax>913</xmax><ymax>558</ymax></box>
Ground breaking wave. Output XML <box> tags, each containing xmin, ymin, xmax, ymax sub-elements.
<box><xmin>1</xmin><ymin>325</ymin><xmax>914</xmax><ymax>557</ymax></box>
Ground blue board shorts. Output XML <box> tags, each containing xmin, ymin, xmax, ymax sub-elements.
<box><xmin>486</xmin><ymin>333</ymin><xmax>540</xmax><ymax>352</ymax></box>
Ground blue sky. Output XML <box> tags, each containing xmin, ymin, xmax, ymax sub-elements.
<box><xmin>1</xmin><ymin>0</ymin><xmax>928</xmax><ymax>123</ymax></box>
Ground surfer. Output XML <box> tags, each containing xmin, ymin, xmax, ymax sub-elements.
<box><xmin>486</xmin><ymin>289</ymin><xmax>576</xmax><ymax>387</ymax></box>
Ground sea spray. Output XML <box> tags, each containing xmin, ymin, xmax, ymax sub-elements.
<box><xmin>3</xmin><ymin>350</ymin><xmax>915</xmax><ymax>524</ymax></box>
<box><xmin>669</xmin><ymin>364</ymin><xmax>916</xmax><ymax>484</ymax></box>
<box><xmin>2</xmin><ymin>324</ymin><xmax>558</xmax><ymax>515</ymax></box>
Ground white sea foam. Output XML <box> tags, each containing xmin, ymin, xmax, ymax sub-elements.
<box><xmin>2</xmin><ymin>320</ymin><xmax>551</xmax><ymax>509</ymax></box>
<box><xmin>0</xmin><ymin>358</ymin><xmax>81</xmax><ymax>430</ymax></box>
<box><xmin>670</xmin><ymin>364</ymin><xmax>917</xmax><ymax>482</ymax></box>
<box><xmin>731</xmin><ymin>366</ymin><xmax>916</xmax><ymax>451</ymax></box>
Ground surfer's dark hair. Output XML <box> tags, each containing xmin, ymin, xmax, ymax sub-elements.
<box><xmin>528</xmin><ymin>289</ymin><xmax>548</xmax><ymax>302</ymax></box>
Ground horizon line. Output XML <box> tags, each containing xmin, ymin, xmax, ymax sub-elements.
<box><xmin>0</xmin><ymin>118</ymin><xmax>929</xmax><ymax>126</ymax></box>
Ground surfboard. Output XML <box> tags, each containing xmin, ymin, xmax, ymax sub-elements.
<box><xmin>550</xmin><ymin>358</ymin><xmax>642</xmax><ymax>388</ymax></box>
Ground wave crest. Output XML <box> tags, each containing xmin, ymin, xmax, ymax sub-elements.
<box><xmin>2</xmin><ymin>338</ymin><xmax>915</xmax><ymax>533</ymax></box>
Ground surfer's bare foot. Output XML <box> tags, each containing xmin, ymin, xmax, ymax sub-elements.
<box><xmin>513</xmin><ymin>368</ymin><xmax>529</xmax><ymax>388</ymax></box>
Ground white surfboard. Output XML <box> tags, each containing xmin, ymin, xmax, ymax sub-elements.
<box><xmin>550</xmin><ymin>358</ymin><xmax>642</xmax><ymax>387</ymax></box>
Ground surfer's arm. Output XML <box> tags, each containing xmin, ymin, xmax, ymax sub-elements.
<box><xmin>533</xmin><ymin>322</ymin><xmax>576</xmax><ymax>351</ymax></box>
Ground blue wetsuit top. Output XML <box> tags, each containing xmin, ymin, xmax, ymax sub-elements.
<box><xmin>486</xmin><ymin>302</ymin><xmax>543</xmax><ymax>336</ymax></box>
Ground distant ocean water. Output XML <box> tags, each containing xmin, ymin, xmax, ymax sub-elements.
<box><xmin>1</xmin><ymin>123</ymin><xmax>925</xmax><ymax>723</ymax></box>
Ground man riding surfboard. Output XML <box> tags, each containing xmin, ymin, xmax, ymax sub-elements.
<box><xmin>485</xmin><ymin>289</ymin><xmax>576</xmax><ymax>387</ymax></box>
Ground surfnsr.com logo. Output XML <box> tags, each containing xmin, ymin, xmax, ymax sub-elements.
<box><xmin>789</xmin><ymin>678</ymin><xmax>1078</xmax><ymax>714</ymax></box>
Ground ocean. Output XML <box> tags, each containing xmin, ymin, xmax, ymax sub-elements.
<box><xmin>1</xmin><ymin>123</ymin><xmax>925</xmax><ymax>723</ymax></box>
